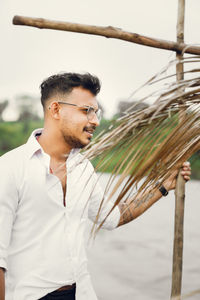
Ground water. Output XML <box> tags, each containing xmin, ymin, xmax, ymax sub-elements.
<box><xmin>87</xmin><ymin>174</ymin><xmax>200</xmax><ymax>300</ymax></box>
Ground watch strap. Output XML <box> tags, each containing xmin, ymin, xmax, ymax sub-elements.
<box><xmin>159</xmin><ymin>185</ymin><xmax>169</xmax><ymax>196</ymax></box>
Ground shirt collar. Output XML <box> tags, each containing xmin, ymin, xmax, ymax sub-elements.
<box><xmin>26</xmin><ymin>128</ymin><xmax>43</xmax><ymax>159</ymax></box>
<box><xmin>26</xmin><ymin>128</ymin><xmax>81</xmax><ymax>162</ymax></box>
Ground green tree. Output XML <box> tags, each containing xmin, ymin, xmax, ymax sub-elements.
<box><xmin>16</xmin><ymin>94</ymin><xmax>41</xmax><ymax>122</ymax></box>
<box><xmin>15</xmin><ymin>94</ymin><xmax>42</xmax><ymax>134</ymax></box>
<box><xmin>0</xmin><ymin>100</ymin><xmax>9</xmax><ymax>121</ymax></box>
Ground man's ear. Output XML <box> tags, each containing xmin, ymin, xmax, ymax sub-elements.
<box><xmin>48</xmin><ymin>102</ymin><xmax>61</xmax><ymax>120</ymax></box>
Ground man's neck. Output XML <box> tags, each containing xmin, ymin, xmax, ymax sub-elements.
<box><xmin>37</xmin><ymin>129</ymin><xmax>72</xmax><ymax>162</ymax></box>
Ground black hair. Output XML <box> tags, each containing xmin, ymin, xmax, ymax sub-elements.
<box><xmin>40</xmin><ymin>72</ymin><xmax>101</xmax><ymax>108</ymax></box>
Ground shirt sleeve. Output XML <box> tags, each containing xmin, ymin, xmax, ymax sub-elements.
<box><xmin>0</xmin><ymin>156</ymin><xmax>18</xmax><ymax>270</ymax></box>
<box><xmin>88</xmin><ymin>172</ymin><xmax>120</xmax><ymax>231</ymax></box>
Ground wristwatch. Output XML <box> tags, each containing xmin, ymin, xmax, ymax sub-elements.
<box><xmin>159</xmin><ymin>185</ymin><xmax>169</xmax><ymax>196</ymax></box>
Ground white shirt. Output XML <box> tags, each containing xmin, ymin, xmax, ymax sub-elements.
<box><xmin>0</xmin><ymin>129</ymin><xmax>120</xmax><ymax>300</ymax></box>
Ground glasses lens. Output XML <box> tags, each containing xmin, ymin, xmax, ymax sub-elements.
<box><xmin>87</xmin><ymin>107</ymin><xmax>102</xmax><ymax>121</ymax></box>
<box><xmin>96</xmin><ymin>109</ymin><xmax>102</xmax><ymax>121</ymax></box>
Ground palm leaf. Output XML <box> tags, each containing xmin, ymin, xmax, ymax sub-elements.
<box><xmin>83</xmin><ymin>56</ymin><xmax>200</xmax><ymax>233</ymax></box>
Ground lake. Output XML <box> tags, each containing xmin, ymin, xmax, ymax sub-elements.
<box><xmin>87</xmin><ymin>174</ymin><xmax>200</xmax><ymax>300</ymax></box>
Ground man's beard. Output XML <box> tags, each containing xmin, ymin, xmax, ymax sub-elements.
<box><xmin>63</xmin><ymin>134</ymin><xmax>86</xmax><ymax>149</ymax></box>
<box><xmin>62</xmin><ymin>125</ymin><xmax>96</xmax><ymax>149</ymax></box>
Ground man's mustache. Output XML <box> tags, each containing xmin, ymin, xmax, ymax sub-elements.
<box><xmin>83</xmin><ymin>126</ymin><xmax>96</xmax><ymax>132</ymax></box>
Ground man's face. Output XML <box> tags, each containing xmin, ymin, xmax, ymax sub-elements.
<box><xmin>56</xmin><ymin>87</ymin><xmax>100</xmax><ymax>149</ymax></box>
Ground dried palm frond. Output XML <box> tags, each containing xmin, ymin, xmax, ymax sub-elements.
<box><xmin>83</xmin><ymin>56</ymin><xmax>200</xmax><ymax>233</ymax></box>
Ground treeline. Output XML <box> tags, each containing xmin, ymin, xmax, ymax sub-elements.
<box><xmin>0</xmin><ymin>120</ymin><xmax>43</xmax><ymax>155</ymax></box>
<box><xmin>0</xmin><ymin>95</ymin><xmax>199</xmax><ymax>179</ymax></box>
<box><xmin>0</xmin><ymin>119</ymin><xmax>199</xmax><ymax>179</ymax></box>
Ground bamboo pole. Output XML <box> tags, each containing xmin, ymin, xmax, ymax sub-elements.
<box><xmin>170</xmin><ymin>1</ymin><xmax>186</xmax><ymax>299</ymax></box>
<box><xmin>12</xmin><ymin>15</ymin><xmax>200</xmax><ymax>56</ymax></box>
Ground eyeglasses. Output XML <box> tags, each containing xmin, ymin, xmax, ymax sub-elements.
<box><xmin>57</xmin><ymin>101</ymin><xmax>102</xmax><ymax>122</ymax></box>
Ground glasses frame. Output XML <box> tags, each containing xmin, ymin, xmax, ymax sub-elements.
<box><xmin>54</xmin><ymin>101</ymin><xmax>102</xmax><ymax>121</ymax></box>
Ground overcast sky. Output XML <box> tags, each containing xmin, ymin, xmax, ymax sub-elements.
<box><xmin>1</xmin><ymin>0</ymin><xmax>200</xmax><ymax>119</ymax></box>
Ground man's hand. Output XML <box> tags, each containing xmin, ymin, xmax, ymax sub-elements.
<box><xmin>163</xmin><ymin>161</ymin><xmax>191</xmax><ymax>191</ymax></box>
<box><xmin>118</xmin><ymin>161</ymin><xmax>191</xmax><ymax>227</ymax></box>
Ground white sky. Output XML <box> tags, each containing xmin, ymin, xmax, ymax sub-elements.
<box><xmin>0</xmin><ymin>0</ymin><xmax>200</xmax><ymax>119</ymax></box>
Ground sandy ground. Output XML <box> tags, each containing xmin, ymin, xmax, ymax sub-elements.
<box><xmin>87</xmin><ymin>176</ymin><xmax>200</xmax><ymax>300</ymax></box>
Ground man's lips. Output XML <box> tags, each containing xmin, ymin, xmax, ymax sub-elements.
<box><xmin>83</xmin><ymin>126</ymin><xmax>96</xmax><ymax>138</ymax></box>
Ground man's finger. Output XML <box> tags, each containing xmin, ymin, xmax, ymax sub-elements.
<box><xmin>182</xmin><ymin>161</ymin><xmax>190</xmax><ymax>168</ymax></box>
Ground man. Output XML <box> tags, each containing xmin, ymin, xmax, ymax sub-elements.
<box><xmin>0</xmin><ymin>73</ymin><xmax>191</xmax><ymax>300</ymax></box>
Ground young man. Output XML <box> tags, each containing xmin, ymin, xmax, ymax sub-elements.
<box><xmin>0</xmin><ymin>73</ymin><xmax>191</xmax><ymax>300</ymax></box>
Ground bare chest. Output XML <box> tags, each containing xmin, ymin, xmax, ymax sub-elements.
<box><xmin>50</xmin><ymin>161</ymin><xmax>67</xmax><ymax>205</ymax></box>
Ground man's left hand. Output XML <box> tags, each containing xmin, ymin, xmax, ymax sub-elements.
<box><xmin>163</xmin><ymin>161</ymin><xmax>191</xmax><ymax>191</ymax></box>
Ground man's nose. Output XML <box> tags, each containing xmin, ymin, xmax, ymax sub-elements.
<box><xmin>89</xmin><ymin>113</ymin><xmax>100</xmax><ymax>127</ymax></box>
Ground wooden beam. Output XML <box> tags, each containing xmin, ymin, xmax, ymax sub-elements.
<box><xmin>13</xmin><ymin>15</ymin><xmax>200</xmax><ymax>55</ymax></box>
<box><xmin>171</xmin><ymin>1</ymin><xmax>186</xmax><ymax>299</ymax></box>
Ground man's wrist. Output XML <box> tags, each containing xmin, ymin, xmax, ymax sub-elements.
<box><xmin>159</xmin><ymin>185</ymin><xmax>169</xmax><ymax>196</ymax></box>
<box><xmin>156</xmin><ymin>181</ymin><xmax>170</xmax><ymax>196</ymax></box>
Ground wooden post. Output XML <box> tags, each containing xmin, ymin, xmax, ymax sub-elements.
<box><xmin>170</xmin><ymin>1</ymin><xmax>186</xmax><ymax>299</ymax></box>
<box><xmin>12</xmin><ymin>15</ymin><xmax>200</xmax><ymax>55</ymax></box>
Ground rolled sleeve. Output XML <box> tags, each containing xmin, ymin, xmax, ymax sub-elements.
<box><xmin>0</xmin><ymin>157</ymin><xmax>18</xmax><ymax>270</ymax></box>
